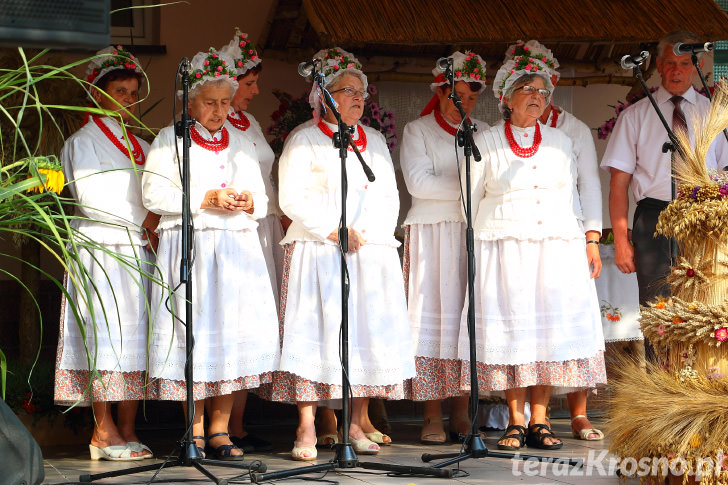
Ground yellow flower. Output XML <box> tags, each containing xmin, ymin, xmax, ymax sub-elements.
<box><xmin>27</xmin><ymin>160</ymin><xmax>64</xmax><ymax>194</ymax></box>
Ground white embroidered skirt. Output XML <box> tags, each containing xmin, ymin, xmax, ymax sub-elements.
<box><xmin>256</xmin><ymin>213</ymin><xmax>284</xmax><ymax>306</ymax></box>
<box><xmin>458</xmin><ymin>237</ymin><xmax>607</xmax><ymax>393</ymax></box>
<box><xmin>270</xmin><ymin>240</ymin><xmax>415</xmax><ymax>402</ymax></box>
<box><xmin>147</xmin><ymin>227</ymin><xmax>280</xmax><ymax>401</ymax></box>
<box><xmin>403</xmin><ymin>222</ymin><xmax>468</xmax><ymax>401</ymax></box>
<box><xmin>55</xmin><ymin>243</ymin><xmax>152</xmax><ymax>404</ymax></box>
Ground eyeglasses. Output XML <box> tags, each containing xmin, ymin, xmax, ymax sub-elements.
<box><xmin>329</xmin><ymin>86</ymin><xmax>369</xmax><ymax>100</ymax></box>
<box><xmin>514</xmin><ymin>85</ymin><xmax>550</xmax><ymax>98</ymax></box>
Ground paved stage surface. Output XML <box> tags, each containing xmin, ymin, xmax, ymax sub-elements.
<box><xmin>41</xmin><ymin>416</ymin><xmax>641</xmax><ymax>484</ymax></box>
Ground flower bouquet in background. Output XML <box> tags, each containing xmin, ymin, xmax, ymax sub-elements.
<box><xmin>360</xmin><ymin>84</ymin><xmax>398</xmax><ymax>152</ymax></box>
<box><xmin>596</xmin><ymin>86</ymin><xmax>658</xmax><ymax>140</ymax></box>
<box><xmin>266</xmin><ymin>84</ymin><xmax>398</xmax><ymax>156</ymax></box>
<box><xmin>266</xmin><ymin>89</ymin><xmax>313</xmax><ymax>158</ymax></box>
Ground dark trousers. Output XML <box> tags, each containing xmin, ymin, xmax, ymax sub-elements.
<box><xmin>633</xmin><ymin>197</ymin><xmax>673</xmax><ymax>361</ymax></box>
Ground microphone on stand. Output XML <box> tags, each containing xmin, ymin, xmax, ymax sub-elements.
<box><xmin>298</xmin><ymin>58</ymin><xmax>321</xmax><ymax>77</ymax></box>
<box><xmin>435</xmin><ymin>57</ymin><xmax>452</xmax><ymax>73</ymax></box>
<box><xmin>673</xmin><ymin>42</ymin><xmax>714</xmax><ymax>56</ymax></box>
<box><xmin>620</xmin><ymin>51</ymin><xmax>650</xmax><ymax>70</ymax></box>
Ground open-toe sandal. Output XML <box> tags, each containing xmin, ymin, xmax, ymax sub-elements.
<box><xmin>365</xmin><ymin>431</ymin><xmax>392</xmax><ymax>446</ymax></box>
<box><xmin>316</xmin><ymin>433</ymin><xmax>339</xmax><ymax>448</ymax></box>
<box><xmin>191</xmin><ymin>436</ymin><xmax>206</xmax><ymax>459</ymax></box>
<box><xmin>420</xmin><ymin>416</ymin><xmax>446</xmax><ymax>445</ymax></box>
<box><xmin>526</xmin><ymin>423</ymin><xmax>563</xmax><ymax>450</ymax></box>
<box><xmin>206</xmin><ymin>432</ymin><xmax>245</xmax><ymax>461</ymax></box>
<box><xmin>496</xmin><ymin>424</ymin><xmax>527</xmax><ymax>451</ymax></box>
<box><xmin>571</xmin><ymin>414</ymin><xmax>604</xmax><ymax>441</ymax></box>
<box><xmin>351</xmin><ymin>438</ymin><xmax>379</xmax><ymax>455</ymax></box>
<box><xmin>292</xmin><ymin>439</ymin><xmax>317</xmax><ymax>461</ymax></box>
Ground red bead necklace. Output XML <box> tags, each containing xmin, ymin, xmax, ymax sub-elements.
<box><xmin>93</xmin><ymin>116</ymin><xmax>145</xmax><ymax>165</ymax></box>
<box><xmin>550</xmin><ymin>107</ymin><xmax>559</xmax><ymax>128</ymax></box>
<box><xmin>434</xmin><ymin>109</ymin><xmax>458</xmax><ymax>136</ymax></box>
<box><xmin>227</xmin><ymin>111</ymin><xmax>251</xmax><ymax>131</ymax></box>
<box><xmin>504</xmin><ymin>120</ymin><xmax>541</xmax><ymax>158</ymax></box>
<box><xmin>317</xmin><ymin>121</ymin><xmax>367</xmax><ymax>152</ymax></box>
<box><xmin>190</xmin><ymin>126</ymin><xmax>229</xmax><ymax>152</ymax></box>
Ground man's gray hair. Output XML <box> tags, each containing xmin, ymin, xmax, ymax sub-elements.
<box><xmin>657</xmin><ymin>30</ymin><xmax>702</xmax><ymax>60</ymax></box>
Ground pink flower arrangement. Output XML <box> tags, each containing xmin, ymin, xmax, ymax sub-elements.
<box><xmin>715</xmin><ymin>327</ymin><xmax>728</xmax><ymax>342</ymax></box>
<box><xmin>266</xmin><ymin>84</ymin><xmax>398</xmax><ymax>156</ymax></box>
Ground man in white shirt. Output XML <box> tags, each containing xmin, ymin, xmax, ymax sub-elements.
<box><xmin>601</xmin><ymin>30</ymin><xmax>727</xmax><ymax>358</ymax></box>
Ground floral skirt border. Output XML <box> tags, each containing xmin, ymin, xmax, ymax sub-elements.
<box><xmin>459</xmin><ymin>351</ymin><xmax>607</xmax><ymax>394</ymax></box>
<box><xmin>54</xmin><ymin>369</ymin><xmax>146</xmax><ymax>405</ymax></box>
<box><xmin>145</xmin><ymin>372</ymin><xmax>273</xmax><ymax>401</ymax></box>
<box><xmin>260</xmin><ymin>371</ymin><xmax>406</xmax><ymax>403</ymax></box>
<box><xmin>404</xmin><ymin>356</ymin><xmax>465</xmax><ymax>401</ymax></box>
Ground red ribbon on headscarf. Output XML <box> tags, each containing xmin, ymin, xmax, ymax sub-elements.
<box><xmin>420</xmin><ymin>73</ymin><xmax>447</xmax><ymax>117</ymax></box>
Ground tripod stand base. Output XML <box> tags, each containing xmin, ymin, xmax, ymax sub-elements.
<box><xmin>422</xmin><ymin>434</ymin><xmax>582</xmax><ymax>470</ymax></box>
<box><xmin>79</xmin><ymin>454</ymin><xmax>266</xmax><ymax>483</ymax></box>
<box><xmin>251</xmin><ymin>442</ymin><xmax>452</xmax><ymax>482</ymax></box>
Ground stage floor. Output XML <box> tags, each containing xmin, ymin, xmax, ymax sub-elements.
<box><xmin>41</xmin><ymin>416</ymin><xmax>636</xmax><ymax>484</ymax></box>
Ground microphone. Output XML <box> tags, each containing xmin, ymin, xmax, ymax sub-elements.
<box><xmin>435</xmin><ymin>57</ymin><xmax>452</xmax><ymax>73</ymax></box>
<box><xmin>620</xmin><ymin>51</ymin><xmax>649</xmax><ymax>70</ymax></box>
<box><xmin>298</xmin><ymin>58</ymin><xmax>320</xmax><ymax>77</ymax></box>
<box><xmin>673</xmin><ymin>41</ymin><xmax>714</xmax><ymax>56</ymax></box>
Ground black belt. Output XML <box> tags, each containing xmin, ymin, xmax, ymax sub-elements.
<box><xmin>636</xmin><ymin>197</ymin><xmax>669</xmax><ymax>211</ymax></box>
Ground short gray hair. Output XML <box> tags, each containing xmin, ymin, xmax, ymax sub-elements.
<box><xmin>189</xmin><ymin>78</ymin><xmax>236</xmax><ymax>101</ymax></box>
<box><xmin>657</xmin><ymin>30</ymin><xmax>702</xmax><ymax>60</ymax></box>
<box><xmin>327</xmin><ymin>70</ymin><xmax>368</xmax><ymax>92</ymax></box>
<box><xmin>501</xmin><ymin>73</ymin><xmax>551</xmax><ymax>119</ymax></box>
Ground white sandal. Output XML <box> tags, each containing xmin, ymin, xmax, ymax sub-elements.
<box><xmin>571</xmin><ymin>414</ymin><xmax>604</xmax><ymax>441</ymax></box>
<box><xmin>89</xmin><ymin>444</ymin><xmax>145</xmax><ymax>461</ymax></box>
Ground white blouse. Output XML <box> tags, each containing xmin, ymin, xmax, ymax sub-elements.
<box><xmin>400</xmin><ymin>112</ymin><xmax>489</xmax><ymax>225</ymax></box>
<box><xmin>465</xmin><ymin>123</ymin><xmax>584</xmax><ymax>241</ymax></box>
<box><xmin>61</xmin><ymin>116</ymin><xmax>150</xmax><ymax>245</ymax></box>
<box><xmin>142</xmin><ymin>122</ymin><xmax>267</xmax><ymax>231</ymax></box>
<box><xmin>544</xmin><ymin>108</ymin><xmax>602</xmax><ymax>233</ymax></box>
<box><xmin>278</xmin><ymin>121</ymin><xmax>400</xmax><ymax>247</ymax></box>
<box><xmin>227</xmin><ymin>110</ymin><xmax>280</xmax><ymax>216</ymax></box>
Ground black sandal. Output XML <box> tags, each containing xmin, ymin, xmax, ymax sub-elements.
<box><xmin>526</xmin><ymin>423</ymin><xmax>563</xmax><ymax>450</ymax></box>
<box><xmin>206</xmin><ymin>432</ymin><xmax>245</xmax><ymax>461</ymax></box>
<box><xmin>497</xmin><ymin>424</ymin><xmax>527</xmax><ymax>450</ymax></box>
<box><xmin>192</xmin><ymin>435</ymin><xmax>206</xmax><ymax>458</ymax></box>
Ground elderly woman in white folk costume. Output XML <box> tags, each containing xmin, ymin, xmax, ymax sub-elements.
<box><xmin>142</xmin><ymin>49</ymin><xmax>279</xmax><ymax>460</ymax></box>
<box><xmin>218</xmin><ymin>28</ymin><xmax>279</xmax><ymax>454</ymax></box>
<box><xmin>54</xmin><ymin>46</ymin><xmax>157</xmax><ymax>461</ymax></box>
<box><xmin>400</xmin><ymin>51</ymin><xmax>489</xmax><ymax>444</ymax></box>
<box><xmin>504</xmin><ymin>40</ymin><xmax>606</xmax><ymax>442</ymax></box>
<box><xmin>461</xmin><ymin>56</ymin><xmax>606</xmax><ymax>451</ymax></box>
<box><xmin>269</xmin><ymin>47</ymin><xmax>415</xmax><ymax>461</ymax></box>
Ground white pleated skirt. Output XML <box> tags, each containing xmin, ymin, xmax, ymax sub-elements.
<box><xmin>458</xmin><ymin>237</ymin><xmax>607</xmax><ymax>393</ymax></box>
<box><xmin>147</xmin><ymin>227</ymin><xmax>280</xmax><ymax>401</ymax></box>
<box><xmin>403</xmin><ymin>222</ymin><xmax>468</xmax><ymax>401</ymax></box>
<box><xmin>256</xmin><ymin>213</ymin><xmax>284</xmax><ymax>306</ymax></box>
<box><xmin>275</xmin><ymin>241</ymin><xmax>416</xmax><ymax>394</ymax></box>
<box><xmin>405</xmin><ymin>222</ymin><xmax>467</xmax><ymax>359</ymax></box>
<box><xmin>55</xmin><ymin>243</ymin><xmax>152</xmax><ymax>404</ymax></box>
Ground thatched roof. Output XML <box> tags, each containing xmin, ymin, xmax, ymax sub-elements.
<box><xmin>261</xmin><ymin>0</ymin><xmax>728</xmax><ymax>85</ymax></box>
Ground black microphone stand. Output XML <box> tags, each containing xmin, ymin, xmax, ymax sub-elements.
<box><xmin>252</xmin><ymin>70</ymin><xmax>450</xmax><ymax>483</ymax></box>
<box><xmin>421</xmin><ymin>60</ymin><xmax>582</xmax><ymax>472</ymax></box>
<box><xmin>629</xmin><ymin>61</ymin><xmax>680</xmax><ymax>265</ymax></box>
<box><xmin>688</xmin><ymin>48</ymin><xmax>728</xmax><ymax>146</ymax></box>
<box><xmin>80</xmin><ymin>58</ymin><xmax>265</xmax><ymax>485</ymax></box>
